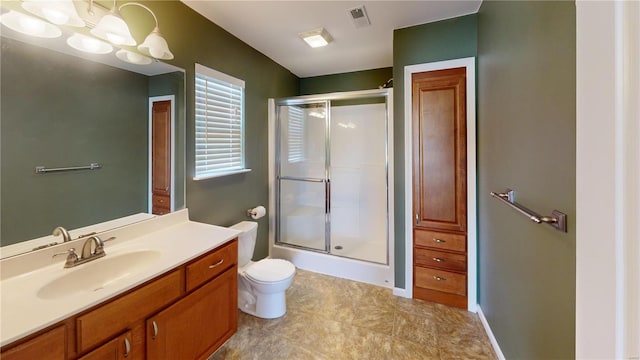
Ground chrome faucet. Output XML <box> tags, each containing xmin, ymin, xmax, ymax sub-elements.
<box><xmin>52</xmin><ymin>236</ymin><xmax>106</xmax><ymax>268</ymax></box>
<box><xmin>52</xmin><ymin>226</ymin><xmax>72</xmax><ymax>242</ymax></box>
<box><xmin>81</xmin><ymin>235</ymin><xmax>105</xmax><ymax>260</ymax></box>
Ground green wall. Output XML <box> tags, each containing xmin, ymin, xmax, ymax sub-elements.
<box><xmin>299</xmin><ymin>67</ymin><xmax>392</xmax><ymax>95</ymax></box>
<box><xmin>145</xmin><ymin>1</ymin><xmax>299</xmax><ymax>260</ymax></box>
<box><xmin>393</xmin><ymin>14</ymin><xmax>478</xmax><ymax>288</ymax></box>
<box><xmin>477</xmin><ymin>1</ymin><xmax>576</xmax><ymax>358</ymax></box>
<box><xmin>1</xmin><ymin>37</ymin><xmax>149</xmax><ymax>245</ymax></box>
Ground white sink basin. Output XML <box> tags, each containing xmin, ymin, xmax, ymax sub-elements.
<box><xmin>37</xmin><ymin>250</ymin><xmax>162</xmax><ymax>300</ymax></box>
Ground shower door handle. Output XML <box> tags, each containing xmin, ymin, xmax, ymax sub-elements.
<box><xmin>325</xmin><ymin>179</ymin><xmax>331</xmax><ymax>214</ymax></box>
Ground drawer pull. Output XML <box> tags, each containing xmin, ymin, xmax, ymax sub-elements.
<box><xmin>152</xmin><ymin>321</ymin><xmax>158</xmax><ymax>340</ymax></box>
<box><xmin>433</xmin><ymin>275</ymin><xmax>447</xmax><ymax>281</ymax></box>
<box><xmin>432</xmin><ymin>257</ymin><xmax>445</xmax><ymax>263</ymax></box>
<box><xmin>433</xmin><ymin>238</ymin><xmax>446</xmax><ymax>243</ymax></box>
<box><xmin>208</xmin><ymin>259</ymin><xmax>224</xmax><ymax>269</ymax></box>
<box><xmin>124</xmin><ymin>337</ymin><xmax>131</xmax><ymax>358</ymax></box>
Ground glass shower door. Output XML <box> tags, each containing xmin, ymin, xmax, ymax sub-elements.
<box><xmin>276</xmin><ymin>102</ymin><xmax>329</xmax><ymax>252</ymax></box>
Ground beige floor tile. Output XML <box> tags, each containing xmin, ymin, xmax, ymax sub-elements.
<box><xmin>211</xmin><ymin>270</ymin><xmax>495</xmax><ymax>360</ymax></box>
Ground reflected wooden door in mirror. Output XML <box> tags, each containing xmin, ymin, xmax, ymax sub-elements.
<box><xmin>152</xmin><ymin>100</ymin><xmax>172</xmax><ymax>215</ymax></box>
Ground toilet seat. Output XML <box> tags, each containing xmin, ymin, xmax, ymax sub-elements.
<box><xmin>245</xmin><ymin>259</ymin><xmax>295</xmax><ymax>283</ymax></box>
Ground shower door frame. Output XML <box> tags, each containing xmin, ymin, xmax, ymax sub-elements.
<box><xmin>272</xmin><ymin>89</ymin><xmax>392</xmax><ymax>265</ymax></box>
<box><xmin>275</xmin><ymin>99</ymin><xmax>332</xmax><ymax>254</ymax></box>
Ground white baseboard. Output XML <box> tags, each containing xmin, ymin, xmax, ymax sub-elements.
<box><xmin>477</xmin><ymin>305</ymin><xmax>506</xmax><ymax>360</ymax></box>
<box><xmin>393</xmin><ymin>287</ymin><xmax>411</xmax><ymax>298</ymax></box>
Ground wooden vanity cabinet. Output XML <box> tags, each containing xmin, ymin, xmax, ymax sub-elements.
<box><xmin>0</xmin><ymin>325</ymin><xmax>67</xmax><ymax>360</ymax></box>
<box><xmin>146</xmin><ymin>266</ymin><xmax>237</xmax><ymax>360</ymax></box>
<box><xmin>0</xmin><ymin>239</ymin><xmax>238</xmax><ymax>360</ymax></box>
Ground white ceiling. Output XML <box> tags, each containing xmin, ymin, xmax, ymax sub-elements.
<box><xmin>181</xmin><ymin>1</ymin><xmax>482</xmax><ymax>78</ymax></box>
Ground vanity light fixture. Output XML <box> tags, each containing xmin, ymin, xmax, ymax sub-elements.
<box><xmin>90</xmin><ymin>0</ymin><xmax>135</xmax><ymax>46</ymax></box>
<box><xmin>67</xmin><ymin>32</ymin><xmax>113</xmax><ymax>54</ymax></box>
<box><xmin>90</xmin><ymin>1</ymin><xmax>174</xmax><ymax>60</ymax></box>
<box><xmin>299</xmin><ymin>28</ymin><xmax>332</xmax><ymax>48</ymax></box>
<box><xmin>21</xmin><ymin>0</ymin><xmax>85</xmax><ymax>27</ymax></box>
<box><xmin>127</xmin><ymin>2</ymin><xmax>173</xmax><ymax>60</ymax></box>
<box><xmin>116</xmin><ymin>48</ymin><xmax>152</xmax><ymax>65</ymax></box>
<box><xmin>0</xmin><ymin>10</ymin><xmax>62</xmax><ymax>38</ymax></box>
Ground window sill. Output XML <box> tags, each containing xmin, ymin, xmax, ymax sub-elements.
<box><xmin>193</xmin><ymin>168</ymin><xmax>252</xmax><ymax>181</ymax></box>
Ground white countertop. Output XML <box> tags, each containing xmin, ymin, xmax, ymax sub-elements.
<box><xmin>0</xmin><ymin>209</ymin><xmax>240</xmax><ymax>347</ymax></box>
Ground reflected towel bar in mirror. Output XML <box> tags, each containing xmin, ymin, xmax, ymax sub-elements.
<box><xmin>35</xmin><ymin>163</ymin><xmax>102</xmax><ymax>174</ymax></box>
<box><xmin>490</xmin><ymin>189</ymin><xmax>567</xmax><ymax>232</ymax></box>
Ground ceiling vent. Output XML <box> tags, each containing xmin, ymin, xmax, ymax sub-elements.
<box><xmin>348</xmin><ymin>5</ymin><xmax>371</xmax><ymax>28</ymax></box>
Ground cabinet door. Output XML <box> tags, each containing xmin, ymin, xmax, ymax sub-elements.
<box><xmin>146</xmin><ymin>267</ymin><xmax>237</xmax><ymax>360</ymax></box>
<box><xmin>77</xmin><ymin>331</ymin><xmax>132</xmax><ymax>360</ymax></box>
<box><xmin>412</xmin><ymin>67</ymin><xmax>467</xmax><ymax>233</ymax></box>
<box><xmin>1</xmin><ymin>325</ymin><xmax>66</xmax><ymax>360</ymax></box>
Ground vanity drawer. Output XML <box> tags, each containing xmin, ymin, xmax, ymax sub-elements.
<box><xmin>415</xmin><ymin>248</ymin><xmax>466</xmax><ymax>272</ymax></box>
<box><xmin>186</xmin><ymin>239</ymin><xmax>237</xmax><ymax>292</ymax></box>
<box><xmin>76</xmin><ymin>269</ymin><xmax>184</xmax><ymax>353</ymax></box>
<box><xmin>414</xmin><ymin>229</ymin><xmax>466</xmax><ymax>253</ymax></box>
<box><xmin>415</xmin><ymin>267</ymin><xmax>466</xmax><ymax>296</ymax></box>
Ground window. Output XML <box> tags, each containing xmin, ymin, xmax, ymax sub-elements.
<box><xmin>194</xmin><ymin>63</ymin><xmax>249</xmax><ymax>180</ymax></box>
<box><xmin>287</xmin><ymin>106</ymin><xmax>305</xmax><ymax>163</ymax></box>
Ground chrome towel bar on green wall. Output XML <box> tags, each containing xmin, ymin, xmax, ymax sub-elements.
<box><xmin>35</xmin><ymin>162</ymin><xmax>102</xmax><ymax>174</ymax></box>
<box><xmin>490</xmin><ymin>189</ymin><xmax>567</xmax><ymax>232</ymax></box>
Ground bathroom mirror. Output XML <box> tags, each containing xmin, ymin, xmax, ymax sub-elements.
<box><xmin>0</xmin><ymin>28</ymin><xmax>186</xmax><ymax>252</ymax></box>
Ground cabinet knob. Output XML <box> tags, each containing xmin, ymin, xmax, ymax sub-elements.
<box><xmin>433</xmin><ymin>238</ymin><xmax>446</xmax><ymax>243</ymax></box>
<box><xmin>151</xmin><ymin>321</ymin><xmax>158</xmax><ymax>340</ymax></box>
<box><xmin>124</xmin><ymin>337</ymin><xmax>131</xmax><ymax>358</ymax></box>
<box><xmin>432</xmin><ymin>257</ymin><xmax>444</xmax><ymax>263</ymax></box>
<box><xmin>433</xmin><ymin>275</ymin><xmax>447</xmax><ymax>281</ymax></box>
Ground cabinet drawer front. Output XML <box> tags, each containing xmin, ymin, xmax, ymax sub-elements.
<box><xmin>415</xmin><ymin>267</ymin><xmax>466</xmax><ymax>296</ymax></box>
<box><xmin>152</xmin><ymin>195</ymin><xmax>170</xmax><ymax>208</ymax></box>
<box><xmin>76</xmin><ymin>269</ymin><xmax>184</xmax><ymax>353</ymax></box>
<box><xmin>415</xmin><ymin>248</ymin><xmax>466</xmax><ymax>272</ymax></box>
<box><xmin>414</xmin><ymin>229</ymin><xmax>466</xmax><ymax>252</ymax></box>
<box><xmin>186</xmin><ymin>240</ymin><xmax>237</xmax><ymax>292</ymax></box>
<box><xmin>1</xmin><ymin>325</ymin><xmax>66</xmax><ymax>360</ymax></box>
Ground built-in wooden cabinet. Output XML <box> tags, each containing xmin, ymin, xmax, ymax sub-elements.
<box><xmin>0</xmin><ymin>240</ymin><xmax>238</xmax><ymax>360</ymax></box>
<box><xmin>412</xmin><ymin>67</ymin><xmax>468</xmax><ymax>309</ymax></box>
<box><xmin>151</xmin><ymin>100</ymin><xmax>172</xmax><ymax>215</ymax></box>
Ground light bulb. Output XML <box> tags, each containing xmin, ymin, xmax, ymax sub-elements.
<box><xmin>41</xmin><ymin>8</ymin><xmax>68</xmax><ymax>25</ymax></box>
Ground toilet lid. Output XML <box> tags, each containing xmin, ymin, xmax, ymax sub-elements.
<box><xmin>245</xmin><ymin>259</ymin><xmax>295</xmax><ymax>283</ymax></box>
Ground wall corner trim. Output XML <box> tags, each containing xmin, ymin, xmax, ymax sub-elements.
<box><xmin>393</xmin><ymin>287</ymin><xmax>411</xmax><ymax>298</ymax></box>
<box><xmin>478</xmin><ymin>305</ymin><xmax>506</xmax><ymax>360</ymax></box>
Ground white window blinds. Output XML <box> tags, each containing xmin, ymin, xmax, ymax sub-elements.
<box><xmin>194</xmin><ymin>64</ymin><xmax>248</xmax><ymax>180</ymax></box>
<box><xmin>287</xmin><ymin>106</ymin><xmax>305</xmax><ymax>163</ymax></box>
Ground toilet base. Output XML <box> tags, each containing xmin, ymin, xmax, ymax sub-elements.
<box><xmin>239</xmin><ymin>291</ymin><xmax>287</xmax><ymax>319</ymax></box>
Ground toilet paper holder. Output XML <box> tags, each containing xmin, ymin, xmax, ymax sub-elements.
<box><xmin>246</xmin><ymin>206</ymin><xmax>266</xmax><ymax>219</ymax></box>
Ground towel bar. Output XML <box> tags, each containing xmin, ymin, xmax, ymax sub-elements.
<box><xmin>490</xmin><ymin>190</ymin><xmax>567</xmax><ymax>232</ymax></box>
<box><xmin>35</xmin><ymin>163</ymin><xmax>102</xmax><ymax>174</ymax></box>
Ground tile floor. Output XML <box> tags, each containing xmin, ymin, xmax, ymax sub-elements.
<box><xmin>209</xmin><ymin>269</ymin><xmax>497</xmax><ymax>360</ymax></box>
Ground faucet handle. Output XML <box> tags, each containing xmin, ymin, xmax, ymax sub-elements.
<box><xmin>53</xmin><ymin>248</ymin><xmax>79</xmax><ymax>267</ymax></box>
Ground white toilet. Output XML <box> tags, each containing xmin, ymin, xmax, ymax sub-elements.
<box><xmin>230</xmin><ymin>221</ymin><xmax>296</xmax><ymax>319</ymax></box>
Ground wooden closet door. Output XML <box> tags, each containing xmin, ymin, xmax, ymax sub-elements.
<box><xmin>152</xmin><ymin>100</ymin><xmax>171</xmax><ymax>215</ymax></box>
<box><xmin>412</xmin><ymin>67</ymin><xmax>467</xmax><ymax>234</ymax></box>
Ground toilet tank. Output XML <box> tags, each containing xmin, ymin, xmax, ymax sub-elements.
<box><xmin>230</xmin><ymin>221</ymin><xmax>258</xmax><ymax>267</ymax></box>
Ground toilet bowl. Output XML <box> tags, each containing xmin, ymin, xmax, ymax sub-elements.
<box><xmin>230</xmin><ymin>221</ymin><xmax>295</xmax><ymax>319</ymax></box>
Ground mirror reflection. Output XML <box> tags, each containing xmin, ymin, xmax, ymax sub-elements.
<box><xmin>0</xmin><ymin>33</ymin><xmax>185</xmax><ymax>249</ymax></box>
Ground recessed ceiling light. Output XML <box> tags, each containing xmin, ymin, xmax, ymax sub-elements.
<box><xmin>299</xmin><ymin>28</ymin><xmax>332</xmax><ymax>48</ymax></box>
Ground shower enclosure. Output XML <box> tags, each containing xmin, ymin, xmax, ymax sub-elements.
<box><xmin>269</xmin><ymin>89</ymin><xmax>393</xmax><ymax>286</ymax></box>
